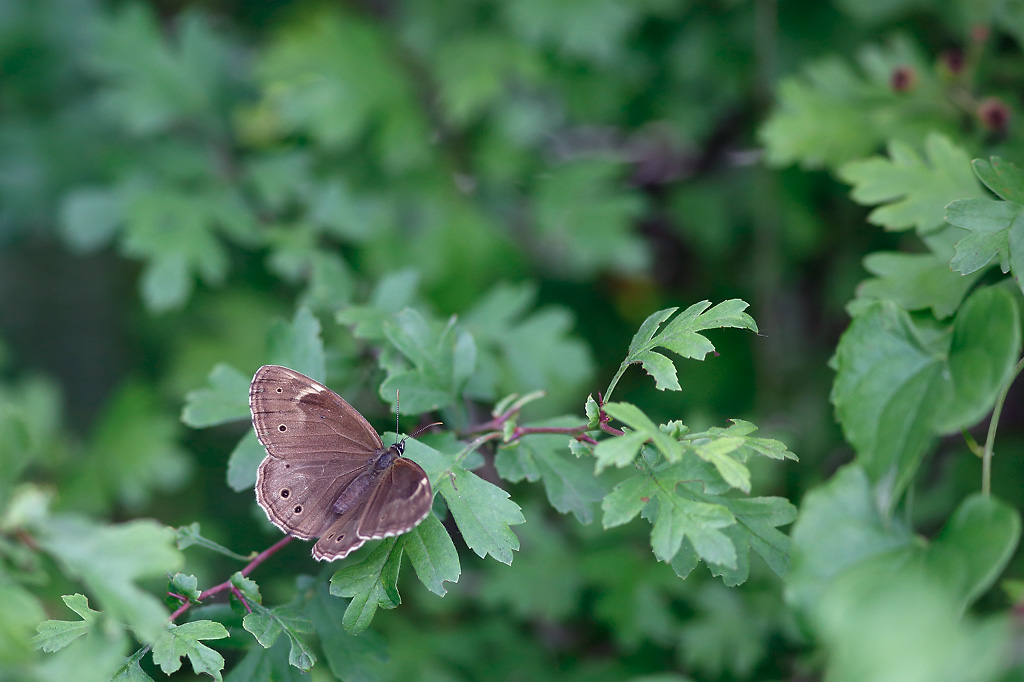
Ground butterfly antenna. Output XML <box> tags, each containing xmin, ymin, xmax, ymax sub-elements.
<box><xmin>395</xmin><ymin>389</ymin><xmax>442</xmax><ymax>444</ymax></box>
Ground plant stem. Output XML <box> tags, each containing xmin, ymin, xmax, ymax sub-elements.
<box><xmin>604</xmin><ymin>363</ymin><xmax>629</xmax><ymax>403</ymax></box>
<box><xmin>981</xmin><ymin>357</ymin><xmax>1024</xmax><ymax>496</ymax></box>
<box><xmin>168</xmin><ymin>535</ymin><xmax>293</xmax><ymax>622</ymax></box>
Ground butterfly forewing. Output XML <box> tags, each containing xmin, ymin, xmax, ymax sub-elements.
<box><xmin>250</xmin><ymin>365</ymin><xmax>383</xmax><ymax>460</ymax></box>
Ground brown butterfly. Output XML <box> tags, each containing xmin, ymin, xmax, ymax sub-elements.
<box><xmin>249</xmin><ymin>365</ymin><xmax>433</xmax><ymax>561</ymax></box>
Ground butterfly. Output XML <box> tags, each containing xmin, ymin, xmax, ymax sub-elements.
<box><xmin>249</xmin><ymin>365</ymin><xmax>433</xmax><ymax>561</ymax></box>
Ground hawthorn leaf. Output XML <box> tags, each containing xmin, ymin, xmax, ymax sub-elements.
<box><xmin>306</xmin><ymin>585</ymin><xmax>388</xmax><ymax>682</ymax></box>
<box><xmin>266</xmin><ymin>306</ymin><xmax>325</xmax><ymax>381</ymax></box>
<box><xmin>838</xmin><ymin>133</ymin><xmax>984</xmax><ymax>234</ymax></box>
<box><xmin>402</xmin><ymin>512</ymin><xmax>461</xmax><ymax>596</ymax></box>
<box><xmin>242</xmin><ymin>606</ymin><xmax>316</xmax><ymax>671</ymax></box>
<box><xmin>226</xmin><ymin>431</ymin><xmax>265</xmax><ymax>492</ymax></box>
<box><xmin>946</xmin><ymin>198</ymin><xmax>1019</xmax><ymax>276</ymax></box>
<box><xmin>618</xmin><ymin>301</ymin><xmax>756</xmax><ymax>393</ymax></box>
<box><xmin>152</xmin><ymin>621</ymin><xmax>229</xmax><ymax>680</ymax></box>
<box><xmin>601</xmin><ymin>473</ymin><xmax>654</xmax><ymax>529</ymax></box>
<box><xmin>379</xmin><ymin>309</ymin><xmax>475</xmax><ymax>414</ymax></box>
<box><xmin>437</xmin><ymin>467</ymin><xmax>524</xmax><ymax>564</ymax></box>
<box><xmin>972</xmin><ymin>156</ymin><xmax>1024</xmax><ymax>203</ymax></box>
<box><xmin>858</xmin><ymin>251</ymin><xmax>983</xmax><ymax>319</ymax></box>
<box><xmin>330</xmin><ymin>540</ymin><xmax>404</xmax><ymax>632</ymax></box>
<box><xmin>181</xmin><ymin>363</ymin><xmax>250</xmax><ymax>428</ymax></box>
<box><xmin>495</xmin><ymin>421</ymin><xmax>607</xmax><ymax>523</ymax></box>
<box><xmin>175</xmin><ymin>522</ymin><xmax>251</xmax><ymax>561</ymax></box>
<box><xmin>38</xmin><ymin>517</ymin><xmax>183</xmax><ymax>644</ymax></box>
<box><xmin>33</xmin><ymin>594</ymin><xmax>99</xmax><ymax>653</ymax></box>
<box><xmin>831</xmin><ymin>288</ymin><xmax>1020</xmax><ymax>500</ymax></box>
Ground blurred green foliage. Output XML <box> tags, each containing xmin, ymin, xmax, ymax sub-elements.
<box><xmin>3</xmin><ymin>0</ymin><xmax>1024</xmax><ymax>681</ymax></box>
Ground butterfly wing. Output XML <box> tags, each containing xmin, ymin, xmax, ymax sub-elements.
<box><xmin>312</xmin><ymin>504</ymin><xmax>371</xmax><ymax>561</ymax></box>
<box><xmin>311</xmin><ymin>457</ymin><xmax>432</xmax><ymax>561</ymax></box>
<box><xmin>250</xmin><ymin>365</ymin><xmax>382</xmax><ymax>539</ymax></box>
<box><xmin>356</xmin><ymin>457</ymin><xmax>433</xmax><ymax>541</ymax></box>
<box><xmin>249</xmin><ymin>365</ymin><xmax>383</xmax><ymax>459</ymax></box>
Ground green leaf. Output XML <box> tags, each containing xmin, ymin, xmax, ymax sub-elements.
<box><xmin>463</xmin><ymin>282</ymin><xmax>594</xmax><ymax>406</ymax></box>
<box><xmin>305</xmin><ymin>585</ymin><xmax>387</xmax><ymax>682</ymax></box>
<box><xmin>72</xmin><ymin>381</ymin><xmax>191</xmax><ymax>510</ymax></box>
<box><xmin>650</xmin><ymin>492</ymin><xmax>736</xmax><ymax>565</ymax></box>
<box><xmin>231</xmin><ymin>572</ymin><xmax>263</xmax><ymax>606</ymax></box>
<box><xmin>169</xmin><ymin>573</ymin><xmax>201</xmax><ymax>601</ymax></box>
<box><xmin>972</xmin><ymin>156</ymin><xmax>1024</xmax><ymax>203</ymax></box>
<box><xmin>401</xmin><ymin>512</ymin><xmax>461</xmax><ymax>596</ymax></box>
<box><xmin>91</xmin><ymin>4</ymin><xmax>232</xmax><ymax>135</ymax></box>
<box><xmin>617</xmin><ymin>301</ymin><xmax>756</xmax><ymax>393</ymax></box>
<box><xmin>838</xmin><ymin>133</ymin><xmax>984</xmax><ymax>234</ymax></box>
<box><xmin>266</xmin><ymin>306</ymin><xmax>325</xmax><ymax>381</ymax></box>
<box><xmin>831</xmin><ymin>289</ymin><xmax>1021</xmax><ymax>499</ymax></box>
<box><xmin>151</xmin><ymin>620</ymin><xmax>229</xmax><ymax>680</ymax></box>
<box><xmin>33</xmin><ymin>627</ymin><xmax>128</xmax><ymax>682</ymax></box>
<box><xmin>592</xmin><ymin>431</ymin><xmax>650</xmax><ymax>471</ymax></box>
<box><xmin>858</xmin><ymin>251</ymin><xmax>983</xmax><ymax>319</ymax></box>
<box><xmin>38</xmin><ymin>517</ymin><xmax>184</xmax><ymax>644</ymax></box>
<box><xmin>787</xmin><ymin>465</ymin><xmax>915</xmax><ymax>618</ymax></box>
<box><xmin>436</xmin><ymin>466</ymin><xmax>524</xmax><ymax>564</ymax></box>
<box><xmin>175</xmin><ymin>522</ymin><xmax>251</xmax><ymax>561</ymax></box>
<box><xmin>59</xmin><ymin>187</ymin><xmax>124</xmax><ymax>252</ymax></box>
<box><xmin>691</xmin><ymin>437</ymin><xmax>750</xmax><ymax>493</ymax></box>
<box><xmin>712</xmin><ymin>496</ymin><xmax>796</xmax><ymax>582</ymax></box>
<box><xmin>255</xmin><ymin>7</ymin><xmax>427</xmax><ymax>162</ymax></box>
<box><xmin>601</xmin><ymin>474</ymin><xmax>654</xmax><ymax>529</ymax></box>
<box><xmin>927</xmin><ymin>494</ymin><xmax>1021</xmax><ymax>608</ymax></box>
<box><xmin>815</xmin><ymin>559</ymin><xmax>1009</xmax><ymax>682</ymax></box>
<box><xmin>760</xmin><ymin>38</ymin><xmax>952</xmax><ymax>170</ymax></box>
<box><xmin>494</xmin><ymin>420</ymin><xmax>607</xmax><ymax>523</ymax></box>
<box><xmin>946</xmin><ymin>198</ymin><xmax>1021</xmax><ymax>277</ymax></box>
<box><xmin>120</xmin><ymin>185</ymin><xmax>248</xmax><ymax>311</ymax></box>
<box><xmin>112</xmin><ymin>649</ymin><xmax>155</xmax><ymax>681</ymax></box>
<box><xmin>599</xmin><ymin>402</ymin><xmax>684</xmax><ymax>470</ymax></box>
<box><xmin>379</xmin><ymin>309</ymin><xmax>475</xmax><ymax>414</ymax></box>
<box><xmin>330</xmin><ymin>540</ymin><xmax>404</xmax><ymax>632</ymax></box>
<box><xmin>226</xmin><ymin>431</ymin><xmax>265</xmax><ymax>492</ymax></box>
<box><xmin>33</xmin><ymin>594</ymin><xmax>99</xmax><ymax>653</ymax></box>
<box><xmin>532</xmin><ymin>158</ymin><xmax>648</xmax><ymax>278</ymax></box>
<box><xmin>682</xmin><ymin>420</ymin><xmax>797</xmax><ymax>495</ymax></box>
<box><xmin>181</xmin><ymin>363</ymin><xmax>251</xmax><ymax>428</ymax></box>
<box><xmin>336</xmin><ymin>269</ymin><xmax>420</xmax><ymax>341</ymax></box>
<box><xmin>242</xmin><ymin>606</ymin><xmax>316</xmax><ymax>671</ymax></box>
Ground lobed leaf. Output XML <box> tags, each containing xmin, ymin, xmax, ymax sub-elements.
<box><xmin>838</xmin><ymin>133</ymin><xmax>984</xmax><ymax>234</ymax></box>
<box><xmin>329</xmin><ymin>540</ymin><xmax>404</xmax><ymax>633</ymax></box>
<box><xmin>33</xmin><ymin>594</ymin><xmax>100</xmax><ymax>653</ymax></box>
<box><xmin>181</xmin><ymin>363</ymin><xmax>251</xmax><ymax>428</ymax></box>
<box><xmin>437</xmin><ymin>467</ymin><xmax>524</xmax><ymax>564</ymax></box>
<box><xmin>38</xmin><ymin>517</ymin><xmax>184</xmax><ymax>644</ymax></box>
<box><xmin>152</xmin><ymin>621</ymin><xmax>229</xmax><ymax>680</ymax></box>
<box><xmin>242</xmin><ymin>606</ymin><xmax>316</xmax><ymax>671</ymax></box>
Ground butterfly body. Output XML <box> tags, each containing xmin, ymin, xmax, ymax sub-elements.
<box><xmin>249</xmin><ymin>365</ymin><xmax>432</xmax><ymax>561</ymax></box>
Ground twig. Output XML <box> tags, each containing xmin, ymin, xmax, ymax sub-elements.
<box><xmin>168</xmin><ymin>535</ymin><xmax>293</xmax><ymax>623</ymax></box>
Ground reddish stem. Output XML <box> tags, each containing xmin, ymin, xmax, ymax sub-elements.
<box><xmin>168</xmin><ymin>535</ymin><xmax>293</xmax><ymax>623</ymax></box>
